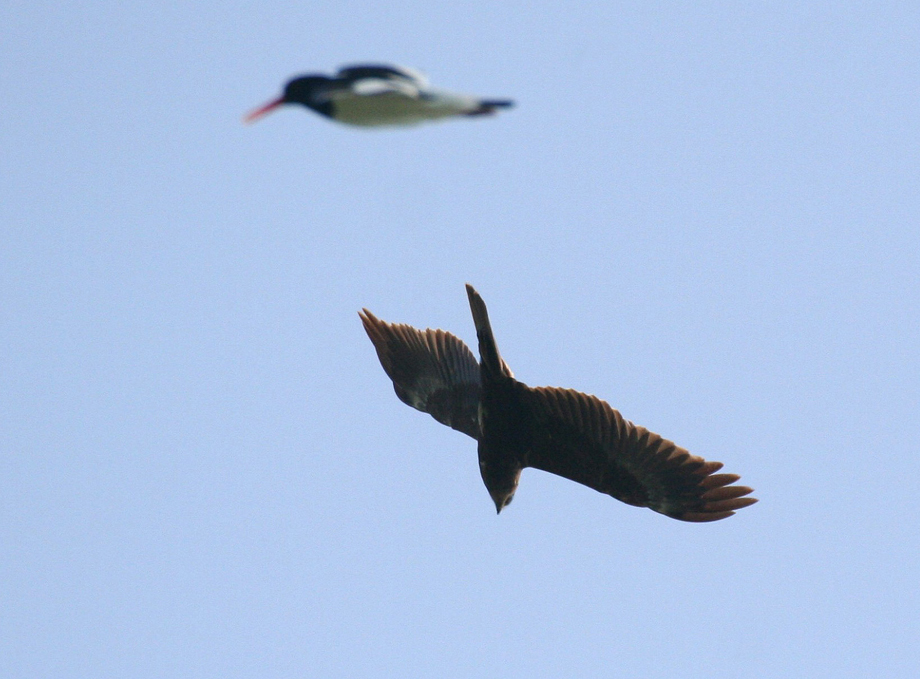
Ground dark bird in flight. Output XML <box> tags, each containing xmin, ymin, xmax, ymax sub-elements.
<box><xmin>360</xmin><ymin>285</ymin><xmax>757</xmax><ymax>522</ymax></box>
<box><xmin>244</xmin><ymin>64</ymin><xmax>514</xmax><ymax>127</ymax></box>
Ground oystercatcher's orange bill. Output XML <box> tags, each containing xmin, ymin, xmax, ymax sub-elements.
<box><xmin>243</xmin><ymin>97</ymin><xmax>284</xmax><ymax>123</ymax></box>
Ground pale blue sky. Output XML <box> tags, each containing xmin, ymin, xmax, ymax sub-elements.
<box><xmin>3</xmin><ymin>2</ymin><xmax>919</xmax><ymax>677</ymax></box>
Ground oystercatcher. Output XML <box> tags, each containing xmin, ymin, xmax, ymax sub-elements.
<box><xmin>245</xmin><ymin>64</ymin><xmax>514</xmax><ymax>127</ymax></box>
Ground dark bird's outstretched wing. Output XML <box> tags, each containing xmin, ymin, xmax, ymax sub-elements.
<box><xmin>520</xmin><ymin>386</ymin><xmax>757</xmax><ymax>521</ymax></box>
<box><xmin>360</xmin><ymin>309</ymin><xmax>481</xmax><ymax>439</ymax></box>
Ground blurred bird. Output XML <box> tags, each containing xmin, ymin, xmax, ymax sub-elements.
<box><xmin>360</xmin><ymin>285</ymin><xmax>757</xmax><ymax>521</ymax></box>
<box><xmin>245</xmin><ymin>64</ymin><xmax>514</xmax><ymax>127</ymax></box>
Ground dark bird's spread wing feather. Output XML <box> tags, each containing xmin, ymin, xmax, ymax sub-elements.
<box><xmin>360</xmin><ymin>310</ymin><xmax>481</xmax><ymax>439</ymax></box>
<box><xmin>521</xmin><ymin>386</ymin><xmax>757</xmax><ymax>521</ymax></box>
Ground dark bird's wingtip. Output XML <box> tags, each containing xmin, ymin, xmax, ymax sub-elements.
<box><xmin>465</xmin><ymin>283</ymin><xmax>483</xmax><ymax>306</ymax></box>
<box><xmin>465</xmin><ymin>284</ymin><xmax>487</xmax><ymax>320</ymax></box>
<box><xmin>359</xmin><ymin>308</ymin><xmax>386</xmax><ymax>345</ymax></box>
<box><xmin>679</xmin><ymin>487</ymin><xmax>758</xmax><ymax>522</ymax></box>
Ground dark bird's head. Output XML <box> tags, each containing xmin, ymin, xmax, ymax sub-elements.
<box><xmin>480</xmin><ymin>461</ymin><xmax>521</xmax><ymax>514</ymax></box>
<box><xmin>490</xmin><ymin>488</ymin><xmax>516</xmax><ymax>514</ymax></box>
<box><xmin>243</xmin><ymin>75</ymin><xmax>334</xmax><ymax>123</ymax></box>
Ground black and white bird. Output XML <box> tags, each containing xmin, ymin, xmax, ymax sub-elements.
<box><xmin>361</xmin><ymin>285</ymin><xmax>757</xmax><ymax>522</ymax></box>
<box><xmin>245</xmin><ymin>64</ymin><xmax>514</xmax><ymax>127</ymax></box>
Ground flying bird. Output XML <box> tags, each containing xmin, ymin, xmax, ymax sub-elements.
<box><xmin>244</xmin><ymin>64</ymin><xmax>514</xmax><ymax>127</ymax></box>
<box><xmin>360</xmin><ymin>285</ymin><xmax>757</xmax><ymax>522</ymax></box>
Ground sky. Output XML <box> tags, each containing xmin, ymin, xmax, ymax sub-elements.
<box><xmin>3</xmin><ymin>2</ymin><xmax>919</xmax><ymax>677</ymax></box>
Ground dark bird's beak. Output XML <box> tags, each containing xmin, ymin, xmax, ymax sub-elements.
<box><xmin>243</xmin><ymin>96</ymin><xmax>285</xmax><ymax>123</ymax></box>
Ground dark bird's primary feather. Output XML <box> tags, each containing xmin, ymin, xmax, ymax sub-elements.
<box><xmin>360</xmin><ymin>285</ymin><xmax>757</xmax><ymax>522</ymax></box>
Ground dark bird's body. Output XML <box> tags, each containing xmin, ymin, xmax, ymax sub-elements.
<box><xmin>360</xmin><ymin>285</ymin><xmax>757</xmax><ymax>522</ymax></box>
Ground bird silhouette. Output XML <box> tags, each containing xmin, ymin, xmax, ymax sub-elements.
<box><xmin>245</xmin><ymin>64</ymin><xmax>514</xmax><ymax>127</ymax></box>
<box><xmin>360</xmin><ymin>285</ymin><xmax>757</xmax><ymax>521</ymax></box>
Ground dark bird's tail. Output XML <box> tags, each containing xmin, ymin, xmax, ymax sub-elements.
<box><xmin>466</xmin><ymin>284</ymin><xmax>512</xmax><ymax>379</ymax></box>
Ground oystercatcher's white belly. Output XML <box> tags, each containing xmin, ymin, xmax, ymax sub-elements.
<box><xmin>332</xmin><ymin>92</ymin><xmax>476</xmax><ymax>127</ymax></box>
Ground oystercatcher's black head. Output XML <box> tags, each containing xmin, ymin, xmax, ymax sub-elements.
<box><xmin>281</xmin><ymin>76</ymin><xmax>331</xmax><ymax>105</ymax></box>
<box><xmin>244</xmin><ymin>75</ymin><xmax>334</xmax><ymax>123</ymax></box>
